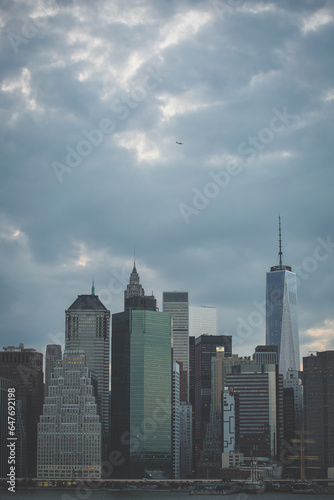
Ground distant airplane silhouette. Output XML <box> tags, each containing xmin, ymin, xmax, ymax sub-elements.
<box><xmin>176</xmin><ymin>141</ymin><xmax>183</xmax><ymax>145</ymax></box>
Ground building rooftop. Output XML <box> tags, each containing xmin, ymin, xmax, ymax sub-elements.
<box><xmin>2</xmin><ymin>343</ymin><xmax>36</xmax><ymax>352</ymax></box>
<box><xmin>67</xmin><ymin>294</ymin><xmax>108</xmax><ymax>311</ymax></box>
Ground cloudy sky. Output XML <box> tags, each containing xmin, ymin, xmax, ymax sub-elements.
<box><xmin>1</xmin><ymin>0</ymin><xmax>333</xmax><ymax>366</ymax></box>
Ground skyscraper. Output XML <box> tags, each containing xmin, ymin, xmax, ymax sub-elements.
<box><xmin>199</xmin><ymin>347</ymin><xmax>225</xmax><ymax>466</ymax></box>
<box><xmin>303</xmin><ymin>351</ymin><xmax>334</xmax><ymax>478</ymax></box>
<box><xmin>180</xmin><ymin>402</ymin><xmax>193</xmax><ymax>478</ymax></box>
<box><xmin>194</xmin><ymin>334</ymin><xmax>232</xmax><ymax>458</ymax></box>
<box><xmin>37</xmin><ymin>350</ymin><xmax>101</xmax><ymax>479</ymax></box>
<box><xmin>111</xmin><ymin>267</ymin><xmax>172</xmax><ymax>478</ymax></box>
<box><xmin>45</xmin><ymin>344</ymin><xmax>62</xmax><ymax>398</ymax></box>
<box><xmin>172</xmin><ymin>361</ymin><xmax>181</xmax><ymax>479</ymax></box>
<box><xmin>0</xmin><ymin>344</ymin><xmax>43</xmax><ymax>477</ymax></box>
<box><xmin>163</xmin><ymin>292</ymin><xmax>189</xmax><ymax>401</ymax></box>
<box><xmin>284</xmin><ymin>368</ymin><xmax>303</xmax><ymax>431</ymax></box>
<box><xmin>189</xmin><ymin>306</ymin><xmax>218</xmax><ymax>338</ymax></box>
<box><xmin>65</xmin><ymin>285</ymin><xmax>110</xmax><ymax>454</ymax></box>
<box><xmin>226</xmin><ymin>363</ymin><xmax>284</xmax><ymax>459</ymax></box>
<box><xmin>266</xmin><ymin>217</ymin><xmax>300</xmax><ymax>376</ymax></box>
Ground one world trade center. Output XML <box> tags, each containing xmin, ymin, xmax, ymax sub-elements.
<box><xmin>266</xmin><ymin>217</ymin><xmax>300</xmax><ymax>377</ymax></box>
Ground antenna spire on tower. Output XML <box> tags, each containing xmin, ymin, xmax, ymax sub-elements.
<box><xmin>270</xmin><ymin>215</ymin><xmax>292</xmax><ymax>272</ymax></box>
<box><xmin>133</xmin><ymin>242</ymin><xmax>137</xmax><ymax>273</ymax></box>
<box><xmin>279</xmin><ymin>215</ymin><xmax>283</xmax><ymax>268</ymax></box>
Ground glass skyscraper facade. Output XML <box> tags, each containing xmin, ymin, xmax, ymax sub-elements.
<box><xmin>130</xmin><ymin>310</ymin><xmax>172</xmax><ymax>476</ymax></box>
<box><xmin>112</xmin><ymin>309</ymin><xmax>172</xmax><ymax>478</ymax></box>
<box><xmin>266</xmin><ymin>267</ymin><xmax>300</xmax><ymax>376</ymax></box>
<box><xmin>163</xmin><ymin>292</ymin><xmax>189</xmax><ymax>401</ymax></box>
<box><xmin>189</xmin><ymin>306</ymin><xmax>218</xmax><ymax>338</ymax></box>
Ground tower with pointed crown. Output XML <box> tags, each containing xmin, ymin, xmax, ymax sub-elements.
<box><xmin>265</xmin><ymin>217</ymin><xmax>300</xmax><ymax>377</ymax></box>
<box><xmin>124</xmin><ymin>262</ymin><xmax>157</xmax><ymax>311</ymax></box>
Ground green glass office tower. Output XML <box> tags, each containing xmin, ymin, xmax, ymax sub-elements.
<box><xmin>111</xmin><ymin>267</ymin><xmax>172</xmax><ymax>478</ymax></box>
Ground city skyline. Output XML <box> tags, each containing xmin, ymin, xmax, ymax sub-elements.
<box><xmin>0</xmin><ymin>0</ymin><xmax>333</xmax><ymax>368</ymax></box>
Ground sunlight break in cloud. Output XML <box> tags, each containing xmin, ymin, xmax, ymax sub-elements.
<box><xmin>303</xmin><ymin>319</ymin><xmax>334</xmax><ymax>353</ymax></box>
<box><xmin>159</xmin><ymin>91</ymin><xmax>224</xmax><ymax>120</ymax></box>
<box><xmin>0</xmin><ymin>225</ymin><xmax>26</xmax><ymax>244</ymax></box>
<box><xmin>324</xmin><ymin>88</ymin><xmax>334</xmax><ymax>102</ymax></box>
<box><xmin>1</xmin><ymin>67</ymin><xmax>40</xmax><ymax>116</ymax></box>
<box><xmin>71</xmin><ymin>242</ymin><xmax>92</xmax><ymax>268</ymax></box>
<box><xmin>240</xmin><ymin>3</ymin><xmax>276</xmax><ymax>15</ymax></box>
<box><xmin>302</xmin><ymin>8</ymin><xmax>334</xmax><ymax>34</ymax></box>
<box><xmin>159</xmin><ymin>9</ymin><xmax>212</xmax><ymax>50</ymax></box>
<box><xmin>115</xmin><ymin>131</ymin><xmax>161</xmax><ymax>163</ymax></box>
<box><xmin>249</xmin><ymin>69</ymin><xmax>280</xmax><ymax>87</ymax></box>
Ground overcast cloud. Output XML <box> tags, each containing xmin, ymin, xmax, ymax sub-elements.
<box><xmin>1</xmin><ymin>0</ymin><xmax>333</xmax><ymax>365</ymax></box>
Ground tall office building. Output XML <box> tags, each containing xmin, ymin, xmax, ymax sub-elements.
<box><xmin>211</xmin><ymin>347</ymin><xmax>225</xmax><ymax>413</ymax></box>
<box><xmin>0</xmin><ymin>344</ymin><xmax>43</xmax><ymax>477</ymax></box>
<box><xmin>65</xmin><ymin>285</ymin><xmax>110</xmax><ymax>454</ymax></box>
<box><xmin>226</xmin><ymin>363</ymin><xmax>284</xmax><ymax>459</ymax></box>
<box><xmin>189</xmin><ymin>336</ymin><xmax>196</xmax><ymax>471</ymax></box>
<box><xmin>189</xmin><ymin>306</ymin><xmax>218</xmax><ymax>338</ymax></box>
<box><xmin>111</xmin><ymin>268</ymin><xmax>172</xmax><ymax>478</ymax></box>
<box><xmin>180</xmin><ymin>402</ymin><xmax>193</xmax><ymax>478</ymax></box>
<box><xmin>37</xmin><ymin>350</ymin><xmax>101</xmax><ymax>479</ymax></box>
<box><xmin>194</xmin><ymin>335</ymin><xmax>232</xmax><ymax>457</ymax></box>
<box><xmin>283</xmin><ymin>386</ymin><xmax>295</xmax><ymax>444</ymax></box>
<box><xmin>45</xmin><ymin>344</ymin><xmax>62</xmax><ymax>398</ymax></box>
<box><xmin>284</xmin><ymin>368</ymin><xmax>303</xmax><ymax>431</ymax></box>
<box><xmin>266</xmin><ymin>217</ymin><xmax>300</xmax><ymax>376</ymax></box>
<box><xmin>172</xmin><ymin>361</ymin><xmax>181</xmax><ymax>479</ymax></box>
<box><xmin>303</xmin><ymin>351</ymin><xmax>334</xmax><ymax>478</ymax></box>
<box><xmin>200</xmin><ymin>347</ymin><xmax>225</xmax><ymax>466</ymax></box>
<box><xmin>163</xmin><ymin>292</ymin><xmax>189</xmax><ymax>401</ymax></box>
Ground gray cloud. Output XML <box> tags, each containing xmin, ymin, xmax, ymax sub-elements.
<box><xmin>0</xmin><ymin>0</ymin><xmax>333</xmax><ymax>363</ymax></box>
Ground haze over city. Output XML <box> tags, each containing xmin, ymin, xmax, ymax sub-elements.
<box><xmin>0</xmin><ymin>0</ymin><xmax>333</xmax><ymax>364</ymax></box>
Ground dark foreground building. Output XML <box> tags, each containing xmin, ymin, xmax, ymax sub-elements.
<box><xmin>194</xmin><ymin>334</ymin><xmax>232</xmax><ymax>459</ymax></box>
<box><xmin>0</xmin><ymin>344</ymin><xmax>43</xmax><ymax>477</ymax></box>
<box><xmin>303</xmin><ymin>351</ymin><xmax>334</xmax><ymax>478</ymax></box>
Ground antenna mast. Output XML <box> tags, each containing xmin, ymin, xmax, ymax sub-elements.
<box><xmin>279</xmin><ymin>215</ymin><xmax>282</xmax><ymax>268</ymax></box>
